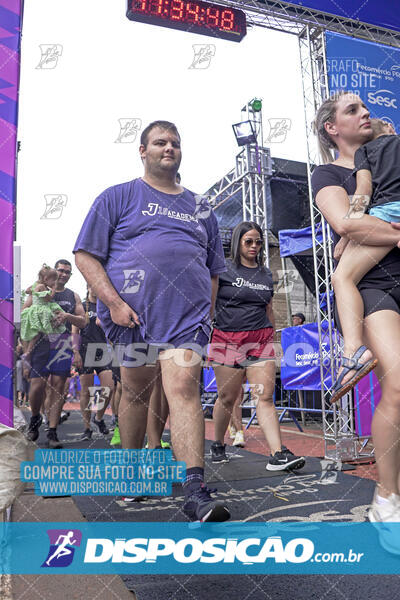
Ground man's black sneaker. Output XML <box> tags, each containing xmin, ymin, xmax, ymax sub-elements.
<box><xmin>266</xmin><ymin>446</ymin><xmax>305</xmax><ymax>471</ymax></box>
<box><xmin>210</xmin><ymin>441</ymin><xmax>229</xmax><ymax>463</ymax></box>
<box><xmin>183</xmin><ymin>484</ymin><xmax>230</xmax><ymax>522</ymax></box>
<box><xmin>93</xmin><ymin>416</ymin><xmax>109</xmax><ymax>435</ymax></box>
<box><xmin>26</xmin><ymin>415</ymin><xmax>43</xmax><ymax>442</ymax></box>
<box><xmin>46</xmin><ymin>430</ymin><xmax>63</xmax><ymax>449</ymax></box>
<box><xmin>81</xmin><ymin>428</ymin><xmax>93</xmax><ymax>441</ymax></box>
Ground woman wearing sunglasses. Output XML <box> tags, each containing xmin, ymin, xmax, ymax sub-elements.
<box><xmin>208</xmin><ymin>221</ymin><xmax>305</xmax><ymax>471</ymax></box>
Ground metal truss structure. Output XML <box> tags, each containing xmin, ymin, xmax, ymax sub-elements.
<box><xmin>298</xmin><ymin>25</ymin><xmax>359</xmax><ymax>461</ymax></box>
<box><xmin>215</xmin><ymin>0</ymin><xmax>400</xmax><ymax>47</ymax></box>
<box><xmin>208</xmin><ymin>102</ymin><xmax>273</xmax><ymax>266</ymax></box>
<box><xmin>207</xmin><ymin>1</ymin><xmax>400</xmax><ymax>459</ymax></box>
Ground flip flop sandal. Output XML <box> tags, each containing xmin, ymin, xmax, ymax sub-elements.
<box><xmin>330</xmin><ymin>345</ymin><xmax>378</xmax><ymax>404</ymax></box>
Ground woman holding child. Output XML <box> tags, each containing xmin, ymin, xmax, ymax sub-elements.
<box><xmin>312</xmin><ymin>91</ymin><xmax>400</xmax><ymax>525</ymax></box>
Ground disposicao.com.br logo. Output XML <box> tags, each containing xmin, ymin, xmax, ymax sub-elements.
<box><xmin>84</xmin><ymin>535</ymin><xmax>316</xmax><ymax>565</ymax></box>
<box><xmin>38</xmin><ymin>524</ymin><xmax>368</xmax><ymax>574</ymax></box>
<box><xmin>4</xmin><ymin>522</ymin><xmax>397</xmax><ymax>574</ymax></box>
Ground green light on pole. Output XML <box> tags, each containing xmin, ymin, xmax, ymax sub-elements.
<box><xmin>250</xmin><ymin>99</ymin><xmax>262</xmax><ymax>112</ymax></box>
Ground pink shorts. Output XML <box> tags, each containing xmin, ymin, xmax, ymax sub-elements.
<box><xmin>208</xmin><ymin>327</ymin><xmax>275</xmax><ymax>368</ymax></box>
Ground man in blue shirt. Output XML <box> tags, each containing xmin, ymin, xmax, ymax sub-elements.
<box><xmin>74</xmin><ymin>120</ymin><xmax>229</xmax><ymax>522</ymax></box>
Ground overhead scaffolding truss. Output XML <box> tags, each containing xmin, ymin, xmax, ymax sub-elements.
<box><xmin>209</xmin><ymin>102</ymin><xmax>273</xmax><ymax>266</ymax></box>
<box><xmin>213</xmin><ymin>0</ymin><xmax>400</xmax><ymax>46</ymax></box>
<box><xmin>206</xmin><ymin>1</ymin><xmax>400</xmax><ymax>460</ymax></box>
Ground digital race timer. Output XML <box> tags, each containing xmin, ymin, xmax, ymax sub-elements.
<box><xmin>126</xmin><ymin>0</ymin><xmax>247</xmax><ymax>42</ymax></box>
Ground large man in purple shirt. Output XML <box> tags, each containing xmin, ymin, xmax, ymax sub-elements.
<box><xmin>74</xmin><ymin>120</ymin><xmax>230</xmax><ymax>522</ymax></box>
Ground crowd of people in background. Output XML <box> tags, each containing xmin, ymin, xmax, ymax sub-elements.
<box><xmin>17</xmin><ymin>108</ymin><xmax>400</xmax><ymax>526</ymax></box>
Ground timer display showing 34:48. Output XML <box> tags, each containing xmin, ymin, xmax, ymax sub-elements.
<box><xmin>127</xmin><ymin>0</ymin><xmax>247</xmax><ymax>42</ymax></box>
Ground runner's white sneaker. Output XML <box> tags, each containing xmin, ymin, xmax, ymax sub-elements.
<box><xmin>368</xmin><ymin>490</ymin><xmax>400</xmax><ymax>522</ymax></box>
<box><xmin>232</xmin><ymin>430</ymin><xmax>245</xmax><ymax>447</ymax></box>
<box><xmin>368</xmin><ymin>490</ymin><xmax>400</xmax><ymax>555</ymax></box>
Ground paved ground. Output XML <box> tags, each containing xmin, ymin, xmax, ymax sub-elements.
<box><xmin>62</xmin><ymin>397</ymin><xmax>378</xmax><ymax>482</ymax></box>
<box><xmin>9</xmin><ymin>402</ymin><xmax>380</xmax><ymax>599</ymax></box>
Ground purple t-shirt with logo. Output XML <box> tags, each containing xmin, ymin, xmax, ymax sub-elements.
<box><xmin>73</xmin><ymin>178</ymin><xmax>226</xmax><ymax>344</ymax></box>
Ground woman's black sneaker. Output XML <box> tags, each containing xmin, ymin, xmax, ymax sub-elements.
<box><xmin>266</xmin><ymin>446</ymin><xmax>305</xmax><ymax>471</ymax></box>
<box><xmin>93</xmin><ymin>417</ymin><xmax>109</xmax><ymax>435</ymax></box>
<box><xmin>26</xmin><ymin>415</ymin><xmax>43</xmax><ymax>442</ymax></box>
<box><xmin>210</xmin><ymin>442</ymin><xmax>229</xmax><ymax>463</ymax></box>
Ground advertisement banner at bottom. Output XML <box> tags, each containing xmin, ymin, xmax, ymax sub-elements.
<box><xmin>2</xmin><ymin>522</ymin><xmax>400</xmax><ymax>574</ymax></box>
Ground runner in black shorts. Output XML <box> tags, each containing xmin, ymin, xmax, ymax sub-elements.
<box><xmin>72</xmin><ymin>286</ymin><xmax>114</xmax><ymax>440</ymax></box>
<box><xmin>312</xmin><ymin>91</ymin><xmax>400</xmax><ymax>528</ymax></box>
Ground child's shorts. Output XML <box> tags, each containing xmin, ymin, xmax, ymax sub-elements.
<box><xmin>369</xmin><ymin>200</ymin><xmax>400</xmax><ymax>223</ymax></box>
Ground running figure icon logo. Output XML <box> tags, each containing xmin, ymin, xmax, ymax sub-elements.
<box><xmin>115</xmin><ymin>118</ymin><xmax>142</xmax><ymax>143</ymax></box>
<box><xmin>193</xmin><ymin>194</ymin><xmax>212</xmax><ymax>219</ymax></box>
<box><xmin>88</xmin><ymin>386</ymin><xmax>110</xmax><ymax>411</ymax></box>
<box><xmin>265</xmin><ymin>118</ymin><xmax>292</xmax><ymax>143</ymax></box>
<box><xmin>120</xmin><ymin>269</ymin><xmax>145</xmax><ymax>294</ymax></box>
<box><xmin>275</xmin><ymin>269</ymin><xmax>299</xmax><ymax>294</ymax></box>
<box><xmin>46</xmin><ymin>336</ymin><xmax>74</xmax><ymax>370</ymax></box>
<box><xmin>42</xmin><ymin>529</ymin><xmax>82</xmax><ymax>568</ymax></box>
<box><xmin>41</xmin><ymin>194</ymin><xmax>68</xmax><ymax>220</ymax></box>
<box><xmin>36</xmin><ymin>44</ymin><xmax>63</xmax><ymax>69</ymax></box>
<box><xmin>189</xmin><ymin>44</ymin><xmax>215</xmax><ymax>69</ymax></box>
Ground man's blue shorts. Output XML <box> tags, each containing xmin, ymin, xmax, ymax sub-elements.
<box><xmin>30</xmin><ymin>333</ymin><xmax>73</xmax><ymax>379</ymax></box>
<box><xmin>107</xmin><ymin>323</ymin><xmax>210</xmax><ymax>368</ymax></box>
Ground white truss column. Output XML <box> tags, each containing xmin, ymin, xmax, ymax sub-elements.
<box><xmin>299</xmin><ymin>25</ymin><xmax>357</xmax><ymax>460</ymax></box>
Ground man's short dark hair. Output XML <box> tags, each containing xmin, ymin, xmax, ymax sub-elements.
<box><xmin>140</xmin><ymin>121</ymin><xmax>180</xmax><ymax>148</ymax></box>
<box><xmin>55</xmin><ymin>259</ymin><xmax>72</xmax><ymax>270</ymax></box>
<box><xmin>292</xmin><ymin>312</ymin><xmax>305</xmax><ymax>324</ymax></box>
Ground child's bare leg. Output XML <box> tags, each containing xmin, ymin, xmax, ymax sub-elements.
<box><xmin>332</xmin><ymin>240</ymin><xmax>392</xmax><ymax>385</ymax></box>
<box><xmin>22</xmin><ymin>336</ymin><xmax>40</xmax><ymax>378</ymax></box>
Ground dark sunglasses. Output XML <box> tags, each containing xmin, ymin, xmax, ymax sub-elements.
<box><xmin>243</xmin><ymin>238</ymin><xmax>263</xmax><ymax>247</ymax></box>
<box><xmin>57</xmin><ymin>268</ymin><xmax>72</xmax><ymax>275</ymax></box>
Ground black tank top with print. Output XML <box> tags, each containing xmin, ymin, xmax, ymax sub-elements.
<box><xmin>53</xmin><ymin>287</ymin><xmax>76</xmax><ymax>332</ymax></box>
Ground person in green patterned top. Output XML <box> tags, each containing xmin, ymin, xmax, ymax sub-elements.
<box><xmin>21</xmin><ymin>265</ymin><xmax>66</xmax><ymax>376</ymax></box>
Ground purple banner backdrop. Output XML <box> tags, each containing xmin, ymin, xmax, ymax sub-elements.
<box><xmin>0</xmin><ymin>0</ymin><xmax>22</xmax><ymax>426</ymax></box>
<box><xmin>354</xmin><ymin>372</ymin><xmax>382</xmax><ymax>437</ymax></box>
